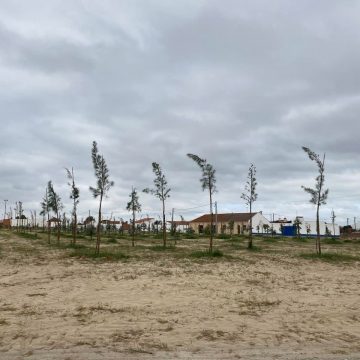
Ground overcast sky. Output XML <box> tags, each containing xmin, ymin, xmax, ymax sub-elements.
<box><xmin>1</xmin><ymin>0</ymin><xmax>360</xmax><ymax>225</ymax></box>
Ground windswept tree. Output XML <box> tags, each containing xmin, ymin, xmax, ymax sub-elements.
<box><xmin>90</xmin><ymin>141</ymin><xmax>114</xmax><ymax>255</ymax></box>
<box><xmin>187</xmin><ymin>154</ymin><xmax>216</xmax><ymax>252</ymax></box>
<box><xmin>48</xmin><ymin>181</ymin><xmax>63</xmax><ymax>244</ymax></box>
<box><xmin>126</xmin><ymin>187</ymin><xmax>141</xmax><ymax>247</ymax></box>
<box><xmin>66</xmin><ymin>167</ymin><xmax>80</xmax><ymax>245</ymax></box>
<box><xmin>40</xmin><ymin>187</ymin><xmax>51</xmax><ymax>243</ymax></box>
<box><xmin>241</xmin><ymin>164</ymin><xmax>258</xmax><ymax>249</ymax></box>
<box><xmin>302</xmin><ymin>146</ymin><xmax>329</xmax><ymax>255</ymax></box>
<box><xmin>143</xmin><ymin>163</ymin><xmax>170</xmax><ymax>247</ymax></box>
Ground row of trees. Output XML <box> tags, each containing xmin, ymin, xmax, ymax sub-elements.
<box><xmin>39</xmin><ymin>142</ymin><xmax>328</xmax><ymax>255</ymax></box>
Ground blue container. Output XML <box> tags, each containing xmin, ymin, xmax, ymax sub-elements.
<box><xmin>282</xmin><ymin>225</ymin><xmax>296</xmax><ymax>236</ymax></box>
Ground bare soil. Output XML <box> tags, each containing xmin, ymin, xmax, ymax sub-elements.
<box><xmin>0</xmin><ymin>231</ymin><xmax>360</xmax><ymax>359</ymax></box>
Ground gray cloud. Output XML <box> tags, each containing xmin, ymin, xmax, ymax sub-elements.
<box><xmin>1</xmin><ymin>0</ymin><xmax>360</xmax><ymax>224</ymax></box>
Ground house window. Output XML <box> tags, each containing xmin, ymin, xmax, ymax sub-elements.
<box><xmin>198</xmin><ymin>225</ymin><xmax>204</xmax><ymax>233</ymax></box>
<box><xmin>237</xmin><ymin>225</ymin><xmax>240</xmax><ymax>234</ymax></box>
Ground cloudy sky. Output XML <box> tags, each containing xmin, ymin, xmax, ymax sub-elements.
<box><xmin>1</xmin><ymin>0</ymin><xmax>360</xmax><ymax>225</ymax></box>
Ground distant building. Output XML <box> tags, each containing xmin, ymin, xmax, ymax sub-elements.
<box><xmin>189</xmin><ymin>212</ymin><xmax>271</xmax><ymax>235</ymax></box>
<box><xmin>275</xmin><ymin>216</ymin><xmax>340</xmax><ymax>237</ymax></box>
<box><xmin>167</xmin><ymin>220</ymin><xmax>190</xmax><ymax>233</ymax></box>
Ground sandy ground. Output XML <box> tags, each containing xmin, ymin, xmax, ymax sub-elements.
<box><xmin>0</xmin><ymin>232</ymin><xmax>360</xmax><ymax>360</ymax></box>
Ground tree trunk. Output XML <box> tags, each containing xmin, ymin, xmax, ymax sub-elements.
<box><xmin>248</xmin><ymin>202</ymin><xmax>253</xmax><ymax>249</ymax></box>
<box><xmin>162</xmin><ymin>199</ymin><xmax>166</xmax><ymax>247</ymax></box>
<box><xmin>47</xmin><ymin>213</ymin><xmax>50</xmax><ymax>244</ymax></box>
<box><xmin>95</xmin><ymin>195</ymin><xmax>103</xmax><ymax>255</ymax></box>
<box><xmin>316</xmin><ymin>204</ymin><xmax>321</xmax><ymax>255</ymax></box>
<box><xmin>132</xmin><ymin>208</ymin><xmax>135</xmax><ymax>247</ymax></box>
<box><xmin>57</xmin><ymin>212</ymin><xmax>60</xmax><ymax>245</ymax></box>
<box><xmin>209</xmin><ymin>190</ymin><xmax>213</xmax><ymax>253</ymax></box>
<box><xmin>73</xmin><ymin>213</ymin><xmax>77</xmax><ymax>245</ymax></box>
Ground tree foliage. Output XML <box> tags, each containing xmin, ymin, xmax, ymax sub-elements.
<box><xmin>187</xmin><ymin>153</ymin><xmax>216</xmax><ymax>252</ymax></box>
<box><xmin>47</xmin><ymin>181</ymin><xmax>63</xmax><ymax>244</ymax></box>
<box><xmin>302</xmin><ymin>146</ymin><xmax>329</xmax><ymax>255</ymax></box>
<box><xmin>90</xmin><ymin>141</ymin><xmax>114</xmax><ymax>255</ymax></box>
<box><xmin>241</xmin><ymin>164</ymin><xmax>258</xmax><ymax>249</ymax></box>
<box><xmin>143</xmin><ymin>162</ymin><xmax>170</xmax><ymax>247</ymax></box>
<box><xmin>66</xmin><ymin>167</ymin><xmax>80</xmax><ymax>244</ymax></box>
<box><xmin>126</xmin><ymin>187</ymin><xmax>142</xmax><ymax>247</ymax></box>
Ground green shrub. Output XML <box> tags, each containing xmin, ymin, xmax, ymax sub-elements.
<box><xmin>190</xmin><ymin>249</ymin><xmax>223</xmax><ymax>258</ymax></box>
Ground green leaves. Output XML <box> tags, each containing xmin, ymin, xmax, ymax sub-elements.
<box><xmin>47</xmin><ymin>181</ymin><xmax>63</xmax><ymax>215</ymax></box>
<box><xmin>90</xmin><ymin>141</ymin><xmax>114</xmax><ymax>199</ymax></box>
<box><xmin>302</xmin><ymin>146</ymin><xmax>328</xmax><ymax>206</ymax></box>
<box><xmin>241</xmin><ymin>163</ymin><xmax>257</xmax><ymax>206</ymax></box>
<box><xmin>65</xmin><ymin>167</ymin><xmax>80</xmax><ymax>215</ymax></box>
<box><xmin>143</xmin><ymin>162</ymin><xmax>170</xmax><ymax>201</ymax></box>
<box><xmin>187</xmin><ymin>153</ymin><xmax>216</xmax><ymax>195</ymax></box>
<box><xmin>126</xmin><ymin>187</ymin><xmax>142</xmax><ymax>213</ymax></box>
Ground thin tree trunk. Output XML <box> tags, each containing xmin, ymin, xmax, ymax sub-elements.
<box><xmin>57</xmin><ymin>212</ymin><xmax>60</xmax><ymax>245</ymax></box>
<box><xmin>95</xmin><ymin>195</ymin><xmax>103</xmax><ymax>255</ymax></box>
<box><xmin>209</xmin><ymin>190</ymin><xmax>213</xmax><ymax>253</ymax></box>
<box><xmin>74</xmin><ymin>213</ymin><xmax>77</xmax><ymax>245</ymax></box>
<box><xmin>162</xmin><ymin>198</ymin><xmax>166</xmax><ymax>247</ymax></box>
<box><xmin>47</xmin><ymin>213</ymin><xmax>50</xmax><ymax>244</ymax></box>
<box><xmin>248</xmin><ymin>202</ymin><xmax>253</xmax><ymax>249</ymax></box>
<box><xmin>132</xmin><ymin>208</ymin><xmax>135</xmax><ymax>247</ymax></box>
<box><xmin>316</xmin><ymin>204</ymin><xmax>321</xmax><ymax>255</ymax></box>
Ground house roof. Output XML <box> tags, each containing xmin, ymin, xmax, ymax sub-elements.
<box><xmin>167</xmin><ymin>220</ymin><xmax>190</xmax><ymax>226</ymax></box>
<box><xmin>101</xmin><ymin>220</ymin><xmax>121</xmax><ymax>225</ymax></box>
<box><xmin>190</xmin><ymin>212</ymin><xmax>257</xmax><ymax>223</ymax></box>
<box><xmin>135</xmin><ymin>217</ymin><xmax>154</xmax><ymax>224</ymax></box>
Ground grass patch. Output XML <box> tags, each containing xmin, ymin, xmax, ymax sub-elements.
<box><xmin>149</xmin><ymin>245</ymin><xmax>176</xmax><ymax>252</ymax></box>
<box><xmin>262</xmin><ymin>237</ymin><xmax>280</xmax><ymax>243</ymax></box>
<box><xmin>299</xmin><ymin>252</ymin><xmax>360</xmax><ymax>263</ymax></box>
<box><xmin>64</xmin><ymin>243</ymin><xmax>87</xmax><ymax>249</ymax></box>
<box><xmin>294</xmin><ymin>237</ymin><xmax>310</xmax><ymax>242</ymax></box>
<box><xmin>69</xmin><ymin>247</ymin><xmax>129</xmax><ymax>261</ymax></box>
<box><xmin>190</xmin><ymin>249</ymin><xmax>223</xmax><ymax>258</ymax></box>
<box><xmin>107</xmin><ymin>238</ymin><xmax>118</xmax><ymax>244</ymax></box>
<box><xmin>15</xmin><ymin>232</ymin><xmax>38</xmax><ymax>240</ymax></box>
<box><xmin>322</xmin><ymin>237</ymin><xmax>342</xmax><ymax>244</ymax></box>
<box><xmin>216</xmin><ymin>234</ymin><xmax>231</xmax><ymax>240</ymax></box>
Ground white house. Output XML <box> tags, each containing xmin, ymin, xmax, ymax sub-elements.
<box><xmin>189</xmin><ymin>212</ymin><xmax>271</xmax><ymax>235</ymax></box>
<box><xmin>273</xmin><ymin>216</ymin><xmax>340</xmax><ymax>237</ymax></box>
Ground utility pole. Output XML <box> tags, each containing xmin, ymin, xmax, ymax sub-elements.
<box><xmin>215</xmin><ymin>201</ymin><xmax>218</xmax><ymax>235</ymax></box>
<box><xmin>272</xmin><ymin>213</ymin><xmax>274</xmax><ymax>237</ymax></box>
<box><xmin>347</xmin><ymin>218</ymin><xmax>349</xmax><ymax>226</ymax></box>
<box><xmin>354</xmin><ymin>217</ymin><xmax>357</xmax><ymax>231</ymax></box>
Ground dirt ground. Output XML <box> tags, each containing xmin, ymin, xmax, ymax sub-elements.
<box><xmin>0</xmin><ymin>231</ymin><xmax>360</xmax><ymax>360</ymax></box>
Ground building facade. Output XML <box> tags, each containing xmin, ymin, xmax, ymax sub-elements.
<box><xmin>189</xmin><ymin>212</ymin><xmax>271</xmax><ymax>235</ymax></box>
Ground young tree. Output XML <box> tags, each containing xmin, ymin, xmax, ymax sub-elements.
<box><xmin>187</xmin><ymin>154</ymin><xmax>217</xmax><ymax>252</ymax></box>
<box><xmin>302</xmin><ymin>146</ymin><xmax>329</xmax><ymax>255</ymax></box>
<box><xmin>143</xmin><ymin>163</ymin><xmax>170</xmax><ymax>247</ymax></box>
<box><xmin>241</xmin><ymin>164</ymin><xmax>258</xmax><ymax>249</ymax></box>
<box><xmin>294</xmin><ymin>217</ymin><xmax>302</xmax><ymax>239</ymax></box>
<box><xmin>48</xmin><ymin>181</ymin><xmax>63</xmax><ymax>245</ymax></box>
<box><xmin>90</xmin><ymin>141</ymin><xmax>114</xmax><ymax>255</ymax></box>
<box><xmin>228</xmin><ymin>219</ymin><xmax>234</xmax><ymax>238</ymax></box>
<box><xmin>126</xmin><ymin>187</ymin><xmax>142</xmax><ymax>247</ymax></box>
<box><xmin>40</xmin><ymin>187</ymin><xmax>51</xmax><ymax>243</ymax></box>
<box><xmin>65</xmin><ymin>167</ymin><xmax>80</xmax><ymax>245</ymax></box>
